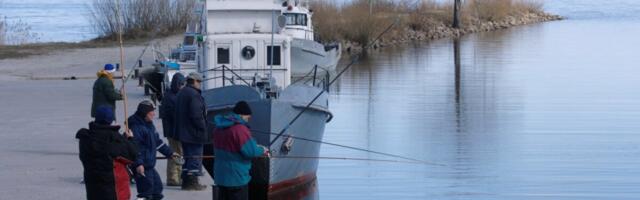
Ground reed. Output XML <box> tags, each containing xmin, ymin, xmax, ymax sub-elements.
<box><xmin>0</xmin><ymin>17</ymin><xmax>40</xmax><ymax>45</ymax></box>
<box><xmin>312</xmin><ymin>0</ymin><xmax>549</xmax><ymax>47</ymax></box>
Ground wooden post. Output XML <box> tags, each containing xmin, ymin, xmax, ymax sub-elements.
<box><xmin>453</xmin><ymin>0</ymin><xmax>462</xmax><ymax>28</ymax></box>
<box><xmin>369</xmin><ymin>0</ymin><xmax>374</xmax><ymax>16</ymax></box>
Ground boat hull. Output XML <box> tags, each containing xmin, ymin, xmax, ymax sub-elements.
<box><xmin>202</xmin><ymin>84</ymin><xmax>329</xmax><ymax>200</ymax></box>
<box><xmin>290</xmin><ymin>39</ymin><xmax>341</xmax><ymax>77</ymax></box>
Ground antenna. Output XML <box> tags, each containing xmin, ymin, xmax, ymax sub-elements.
<box><xmin>269</xmin><ymin>5</ymin><xmax>276</xmax><ymax>79</ymax></box>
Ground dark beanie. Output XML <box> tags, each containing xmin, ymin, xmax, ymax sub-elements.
<box><xmin>135</xmin><ymin>100</ymin><xmax>155</xmax><ymax>117</ymax></box>
<box><xmin>233</xmin><ymin>101</ymin><xmax>252</xmax><ymax>115</ymax></box>
<box><xmin>95</xmin><ymin>105</ymin><xmax>115</xmax><ymax>125</ymax></box>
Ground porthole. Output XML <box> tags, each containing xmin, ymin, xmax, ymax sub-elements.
<box><xmin>242</xmin><ymin>46</ymin><xmax>255</xmax><ymax>60</ymax></box>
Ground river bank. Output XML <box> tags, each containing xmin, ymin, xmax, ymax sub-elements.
<box><xmin>347</xmin><ymin>12</ymin><xmax>562</xmax><ymax>52</ymax></box>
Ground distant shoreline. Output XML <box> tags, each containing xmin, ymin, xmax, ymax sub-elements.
<box><xmin>343</xmin><ymin>13</ymin><xmax>563</xmax><ymax>53</ymax></box>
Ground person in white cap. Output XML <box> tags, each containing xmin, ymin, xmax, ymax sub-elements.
<box><xmin>91</xmin><ymin>63</ymin><xmax>123</xmax><ymax>119</ymax></box>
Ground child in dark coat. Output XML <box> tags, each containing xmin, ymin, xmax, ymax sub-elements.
<box><xmin>77</xmin><ymin>105</ymin><xmax>137</xmax><ymax>200</ymax></box>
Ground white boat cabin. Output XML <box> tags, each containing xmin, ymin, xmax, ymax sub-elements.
<box><xmin>281</xmin><ymin>0</ymin><xmax>314</xmax><ymax>40</ymax></box>
<box><xmin>203</xmin><ymin>0</ymin><xmax>296</xmax><ymax>90</ymax></box>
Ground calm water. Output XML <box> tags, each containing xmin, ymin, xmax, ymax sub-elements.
<box><xmin>320</xmin><ymin>1</ymin><xmax>640</xmax><ymax>199</ymax></box>
<box><xmin>0</xmin><ymin>0</ymin><xmax>94</xmax><ymax>42</ymax></box>
<box><xmin>3</xmin><ymin>0</ymin><xmax>640</xmax><ymax>199</ymax></box>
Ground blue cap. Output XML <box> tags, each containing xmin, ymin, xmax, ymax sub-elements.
<box><xmin>104</xmin><ymin>64</ymin><xmax>116</xmax><ymax>73</ymax></box>
<box><xmin>95</xmin><ymin>105</ymin><xmax>115</xmax><ymax>125</ymax></box>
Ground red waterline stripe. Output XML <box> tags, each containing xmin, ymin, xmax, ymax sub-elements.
<box><xmin>268</xmin><ymin>173</ymin><xmax>317</xmax><ymax>194</ymax></box>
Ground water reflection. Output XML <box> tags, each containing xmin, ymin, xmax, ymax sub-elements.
<box><xmin>320</xmin><ymin>16</ymin><xmax>640</xmax><ymax>199</ymax></box>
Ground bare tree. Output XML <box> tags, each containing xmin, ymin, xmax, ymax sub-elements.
<box><xmin>89</xmin><ymin>0</ymin><xmax>196</xmax><ymax>40</ymax></box>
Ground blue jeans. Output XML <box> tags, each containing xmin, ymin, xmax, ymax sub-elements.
<box><xmin>181</xmin><ymin>142</ymin><xmax>204</xmax><ymax>176</ymax></box>
<box><xmin>134</xmin><ymin>167</ymin><xmax>164</xmax><ymax>200</ymax></box>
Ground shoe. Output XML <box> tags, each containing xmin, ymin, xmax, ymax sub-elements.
<box><xmin>181</xmin><ymin>175</ymin><xmax>207</xmax><ymax>191</ymax></box>
<box><xmin>167</xmin><ymin>180</ymin><xmax>181</xmax><ymax>187</ymax></box>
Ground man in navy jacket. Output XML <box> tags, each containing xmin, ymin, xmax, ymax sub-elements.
<box><xmin>174</xmin><ymin>72</ymin><xmax>208</xmax><ymax>190</ymax></box>
<box><xmin>129</xmin><ymin>100</ymin><xmax>180</xmax><ymax>200</ymax></box>
<box><xmin>160</xmin><ymin>73</ymin><xmax>186</xmax><ymax>186</ymax></box>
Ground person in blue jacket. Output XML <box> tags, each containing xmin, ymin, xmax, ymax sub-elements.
<box><xmin>129</xmin><ymin>100</ymin><xmax>180</xmax><ymax>200</ymax></box>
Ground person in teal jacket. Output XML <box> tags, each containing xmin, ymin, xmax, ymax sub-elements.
<box><xmin>212</xmin><ymin>101</ymin><xmax>268</xmax><ymax>200</ymax></box>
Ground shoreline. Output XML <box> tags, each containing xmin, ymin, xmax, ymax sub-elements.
<box><xmin>344</xmin><ymin>12</ymin><xmax>563</xmax><ymax>53</ymax></box>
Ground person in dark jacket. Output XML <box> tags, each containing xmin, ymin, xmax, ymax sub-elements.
<box><xmin>77</xmin><ymin>105</ymin><xmax>137</xmax><ymax>200</ymax></box>
<box><xmin>160</xmin><ymin>73</ymin><xmax>186</xmax><ymax>186</ymax></box>
<box><xmin>91</xmin><ymin>64</ymin><xmax>123</xmax><ymax>118</ymax></box>
<box><xmin>175</xmin><ymin>72</ymin><xmax>208</xmax><ymax>190</ymax></box>
<box><xmin>129</xmin><ymin>100</ymin><xmax>180</xmax><ymax>200</ymax></box>
<box><xmin>213</xmin><ymin>101</ymin><xmax>268</xmax><ymax>200</ymax></box>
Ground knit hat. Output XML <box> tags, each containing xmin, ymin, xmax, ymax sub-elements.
<box><xmin>104</xmin><ymin>64</ymin><xmax>116</xmax><ymax>73</ymax></box>
<box><xmin>187</xmin><ymin>72</ymin><xmax>203</xmax><ymax>82</ymax></box>
<box><xmin>135</xmin><ymin>100</ymin><xmax>155</xmax><ymax>117</ymax></box>
<box><xmin>95</xmin><ymin>105</ymin><xmax>115</xmax><ymax>125</ymax></box>
<box><xmin>233</xmin><ymin>101</ymin><xmax>252</xmax><ymax>115</ymax></box>
<box><xmin>170</xmin><ymin>73</ymin><xmax>186</xmax><ymax>93</ymax></box>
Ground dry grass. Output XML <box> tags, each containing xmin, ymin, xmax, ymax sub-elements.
<box><xmin>89</xmin><ymin>0</ymin><xmax>195</xmax><ymax>41</ymax></box>
<box><xmin>407</xmin><ymin>0</ymin><xmax>453</xmax><ymax>31</ymax></box>
<box><xmin>311</xmin><ymin>0</ymin><xmax>400</xmax><ymax>46</ymax></box>
<box><xmin>312</xmin><ymin>0</ymin><xmax>548</xmax><ymax>46</ymax></box>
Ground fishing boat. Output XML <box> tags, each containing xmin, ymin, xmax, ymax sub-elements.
<box><xmin>198</xmin><ymin>0</ymin><xmax>336</xmax><ymax>199</ymax></box>
<box><xmin>280</xmin><ymin>0</ymin><xmax>341</xmax><ymax>77</ymax></box>
<box><xmin>165</xmin><ymin>0</ymin><xmax>340</xmax><ymax>81</ymax></box>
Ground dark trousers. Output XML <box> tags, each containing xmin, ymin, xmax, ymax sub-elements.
<box><xmin>134</xmin><ymin>167</ymin><xmax>164</xmax><ymax>200</ymax></box>
<box><xmin>181</xmin><ymin>142</ymin><xmax>204</xmax><ymax>176</ymax></box>
<box><xmin>218</xmin><ymin>185</ymin><xmax>249</xmax><ymax>200</ymax></box>
<box><xmin>203</xmin><ymin>143</ymin><xmax>215</xmax><ymax>179</ymax></box>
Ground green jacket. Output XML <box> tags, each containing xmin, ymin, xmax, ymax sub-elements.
<box><xmin>91</xmin><ymin>70</ymin><xmax>123</xmax><ymax>118</ymax></box>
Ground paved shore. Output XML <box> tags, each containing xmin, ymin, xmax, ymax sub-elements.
<box><xmin>0</xmin><ymin>38</ymin><xmax>214</xmax><ymax>199</ymax></box>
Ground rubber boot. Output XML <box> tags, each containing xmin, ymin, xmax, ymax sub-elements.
<box><xmin>182</xmin><ymin>175</ymin><xmax>207</xmax><ymax>191</ymax></box>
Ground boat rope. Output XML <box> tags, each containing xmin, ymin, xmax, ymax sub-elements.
<box><xmin>253</xmin><ymin>129</ymin><xmax>445</xmax><ymax>166</ymax></box>
<box><xmin>268</xmin><ymin>17</ymin><xmax>400</xmax><ymax>147</ymax></box>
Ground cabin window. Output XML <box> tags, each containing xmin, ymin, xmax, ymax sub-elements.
<box><xmin>217</xmin><ymin>47</ymin><xmax>230</xmax><ymax>64</ymax></box>
<box><xmin>180</xmin><ymin>52</ymin><xmax>196</xmax><ymax>62</ymax></box>
<box><xmin>267</xmin><ymin>46</ymin><xmax>281</xmax><ymax>66</ymax></box>
<box><xmin>183</xmin><ymin>36</ymin><xmax>195</xmax><ymax>46</ymax></box>
<box><xmin>284</xmin><ymin>13</ymin><xmax>307</xmax><ymax>26</ymax></box>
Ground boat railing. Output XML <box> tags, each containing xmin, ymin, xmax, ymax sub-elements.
<box><xmin>202</xmin><ymin>65</ymin><xmax>287</xmax><ymax>87</ymax></box>
<box><xmin>292</xmin><ymin>65</ymin><xmax>331</xmax><ymax>92</ymax></box>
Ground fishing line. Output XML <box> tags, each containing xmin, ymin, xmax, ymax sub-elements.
<box><xmin>157</xmin><ymin>155</ymin><xmax>439</xmax><ymax>166</ymax></box>
<box><xmin>253</xmin><ymin>129</ymin><xmax>446</xmax><ymax>166</ymax></box>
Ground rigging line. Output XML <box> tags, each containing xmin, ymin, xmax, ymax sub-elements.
<box><xmin>121</xmin><ymin>44</ymin><xmax>150</xmax><ymax>84</ymax></box>
<box><xmin>253</xmin><ymin>129</ymin><xmax>445</xmax><ymax>166</ymax></box>
<box><xmin>122</xmin><ymin>26</ymin><xmax>164</xmax><ymax>84</ymax></box>
<box><xmin>268</xmin><ymin>17</ymin><xmax>401</xmax><ymax>147</ymax></box>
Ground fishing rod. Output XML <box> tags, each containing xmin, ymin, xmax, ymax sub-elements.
<box><xmin>156</xmin><ymin>155</ymin><xmax>435</xmax><ymax>166</ymax></box>
<box><xmin>253</xmin><ymin>129</ymin><xmax>446</xmax><ymax>166</ymax></box>
<box><xmin>114</xmin><ymin>0</ymin><xmax>130</xmax><ymax>134</ymax></box>
<box><xmin>268</xmin><ymin>17</ymin><xmax>400</xmax><ymax>147</ymax></box>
